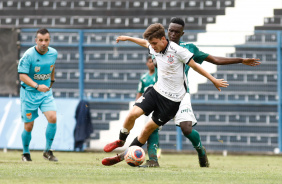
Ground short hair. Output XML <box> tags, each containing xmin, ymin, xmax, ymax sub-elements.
<box><xmin>170</xmin><ymin>17</ymin><xmax>185</xmax><ymax>27</ymax></box>
<box><xmin>36</xmin><ymin>28</ymin><xmax>50</xmax><ymax>37</ymax></box>
<box><xmin>146</xmin><ymin>56</ymin><xmax>152</xmax><ymax>61</ymax></box>
<box><xmin>143</xmin><ymin>23</ymin><xmax>165</xmax><ymax>41</ymax></box>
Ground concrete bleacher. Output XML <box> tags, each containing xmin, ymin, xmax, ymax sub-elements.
<box><xmin>255</xmin><ymin>9</ymin><xmax>282</xmax><ymax>30</ymax></box>
<box><xmin>0</xmin><ymin>0</ymin><xmax>234</xmax><ymax>29</ymax></box>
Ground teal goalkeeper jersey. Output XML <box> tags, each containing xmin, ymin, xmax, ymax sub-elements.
<box><xmin>154</xmin><ymin>42</ymin><xmax>209</xmax><ymax>93</ymax></box>
<box><xmin>137</xmin><ymin>71</ymin><xmax>156</xmax><ymax>93</ymax></box>
<box><xmin>18</xmin><ymin>46</ymin><xmax>58</xmax><ymax>92</ymax></box>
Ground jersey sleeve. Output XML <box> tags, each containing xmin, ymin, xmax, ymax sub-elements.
<box><xmin>18</xmin><ymin>54</ymin><xmax>31</xmax><ymax>74</ymax></box>
<box><xmin>137</xmin><ymin>79</ymin><xmax>144</xmax><ymax>93</ymax></box>
<box><xmin>189</xmin><ymin>44</ymin><xmax>209</xmax><ymax>64</ymax></box>
<box><xmin>148</xmin><ymin>45</ymin><xmax>156</xmax><ymax>56</ymax></box>
<box><xmin>179</xmin><ymin>47</ymin><xmax>194</xmax><ymax>64</ymax></box>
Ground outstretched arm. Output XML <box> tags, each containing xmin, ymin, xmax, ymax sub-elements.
<box><xmin>188</xmin><ymin>59</ymin><xmax>229</xmax><ymax>91</ymax></box>
<box><xmin>205</xmin><ymin>55</ymin><xmax>261</xmax><ymax>66</ymax></box>
<box><xmin>116</xmin><ymin>36</ymin><xmax>149</xmax><ymax>48</ymax></box>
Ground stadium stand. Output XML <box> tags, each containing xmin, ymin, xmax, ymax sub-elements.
<box><xmin>0</xmin><ymin>0</ymin><xmax>234</xmax><ymax>29</ymax></box>
<box><xmin>255</xmin><ymin>9</ymin><xmax>282</xmax><ymax>30</ymax></box>
<box><xmin>11</xmin><ymin>0</ymin><xmax>282</xmax><ymax>153</ymax></box>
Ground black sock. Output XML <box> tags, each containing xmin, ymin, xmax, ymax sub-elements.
<box><xmin>129</xmin><ymin>137</ymin><xmax>144</xmax><ymax>147</ymax></box>
<box><xmin>119</xmin><ymin>130</ymin><xmax>129</xmax><ymax>142</ymax></box>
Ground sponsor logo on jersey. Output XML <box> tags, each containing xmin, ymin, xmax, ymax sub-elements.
<box><xmin>167</xmin><ymin>55</ymin><xmax>174</xmax><ymax>64</ymax></box>
<box><xmin>34</xmin><ymin>66</ymin><xmax>40</xmax><ymax>72</ymax></box>
<box><xmin>34</xmin><ymin>73</ymin><xmax>51</xmax><ymax>80</ymax></box>
<box><xmin>50</xmin><ymin>65</ymin><xmax>54</xmax><ymax>71</ymax></box>
<box><xmin>181</xmin><ymin>108</ymin><xmax>191</xmax><ymax>113</ymax></box>
<box><xmin>26</xmin><ymin>113</ymin><xmax>32</xmax><ymax>120</ymax></box>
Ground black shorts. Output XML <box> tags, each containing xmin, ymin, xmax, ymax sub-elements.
<box><xmin>135</xmin><ymin>87</ymin><xmax>180</xmax><ymax>126</ymax></box>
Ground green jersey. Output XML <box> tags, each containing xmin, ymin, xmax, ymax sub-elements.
<box><xmin>154</xmin><ymin>42</ymin><xmax>209</xmax><ymax>93</ymax></box>
<box><xmin>137</xmin><ymin>71</ymin><xmax>156</xmax><ymax>93</ymax></box>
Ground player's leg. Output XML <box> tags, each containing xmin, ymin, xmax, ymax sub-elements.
<box><xmin>175</xmin><ymin>93</ymin><xmax>209</xmax><ymax>167</ymax></box>
<box><xmin>140</xmin><ymin>128</ymin><xmax>160</xmax><ymax>167</ymax></box>
<box><xmin>104</xmin><ymin>87</ymin><xmax>156</xmax><ymax>152</ymax></box>
<box><xmin>22</xmin><ymin>121</ymin><xmax>34</xmax><ymax>161</ymax></box>
<box><xmin>103</xmin><ymin>106</ymin><xmax>145</xmax><ymax>152</ymax></box>
<box><xmin>102</xmin><ymin>119</ymin><xmax>159</xmax><ymax>166</ymax></box>
<box><xmin>41</xmin><ymin>92</ymin><xmax>58</xmax><ymax>161</ymax></box>
<box><xmin>180</xmin><ymin>121</ymin><xmax>209</xmax><ymax>167</ymax></box>
<box><xmin>20</xmin><ymin>88</ymin><xmax>39</xmax><ymax>162</ymax></box>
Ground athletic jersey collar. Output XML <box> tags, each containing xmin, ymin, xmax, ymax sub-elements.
<box><xmin>34</xmin><ymin>46</ymin><xmax>49</xmax><ymax>55</ymax></box>
<box><xmin>159</xmin><ymin>39</ymin><xmax>170</xmax><ymax>54</ymax></box>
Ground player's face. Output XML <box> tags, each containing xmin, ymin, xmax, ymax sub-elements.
<box><xmin>149</xmin><ymin>37</ymin><xmax>167</xmax><ymax>53</ymax></box>
<box><xmin>146</xmin><ymin>58</ymin><xmax>155</xmax><ymax>71</ymax></box>
<box><xmin>168</xmin><ymin>23</ymin><xmax>184</xmax><ymax>44</ymax></box>
<box><xmin>35</xmin><ymin>33</ymin><xmax>50</xmax><ymax>54</ymax></box>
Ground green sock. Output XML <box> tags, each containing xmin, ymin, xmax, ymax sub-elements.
<box><xmin>147</xmin><ymin>128</ymin><xmax>159</xmax><ymax>161</ymax></box>
<box><xmin>45</xmin><ymin>122</ymin><xmax>57</xmax><ymax>152</ymax></box>
<box><xmin>22</xmin><ymin>129</ymin><xmax>31</xmax><ymax>154</ymax></box>
<box><xmin>185</xmin><ymin>129</ymin><xmax>205</xmax><ymax>156</ymax></box>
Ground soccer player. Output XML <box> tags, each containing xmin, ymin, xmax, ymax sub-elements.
<box><xmin>18</xmin><ymin>28</ymin><xmax>58</xmax><ymax>162</ymax></box>
<box><xmin>139</xmin><ymin>17</ymin><xmax>261</xmax><ymax>167</ymax></box>
<box><xmin>136</xmin><ymin>56</ymin><xmax>160</xmax><ymax>167</ymax></box>
<box><xmin>136</xmin><ymin>56</ymin><xmax>156</xmax><ymax>100</ymax></box>
<box><xmin>110</xmin><ymin>18</ymin><xmax>260</xmax><ymax>167</ymax></box>
<box><xmin>102</xmin><ymin>23</ymin><xmax>229</xmax><ymax>166</ymax></box>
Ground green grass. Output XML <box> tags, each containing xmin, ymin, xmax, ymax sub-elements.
<box><xmin>0</xmin><ymin>150</ymin><xmax>281</xmax><ymax>184</ymax></box>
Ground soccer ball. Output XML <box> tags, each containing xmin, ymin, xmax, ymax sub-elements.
<box><xmin>124</xmin><ymin>146</ymin><xmax>145</xmax><ymax>167</ymax></box>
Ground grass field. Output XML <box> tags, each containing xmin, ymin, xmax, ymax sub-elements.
<box><xmin>0</xmin><ymin>150</ymin><xmax>281</xmax><ymax>184</ymax></box>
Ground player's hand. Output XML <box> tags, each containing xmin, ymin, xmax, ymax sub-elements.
<box><xmin>242</xmin><ymin>58</ymin><xmax>261</xmax><ymax>66</ymax></box>
<box><xmin>213</xmin><ymin>79</ymin><xmax>229</xmax><ymax>91</ymax></box>
<box><xmin>37</xmin><ymin>84</ymin><xmax>50</xmax><ymax>92</ymax></box>
<box><xmin>116</xmin><ymin>36</ymin><xmax>128</xmax><ymax>43</ymax></box>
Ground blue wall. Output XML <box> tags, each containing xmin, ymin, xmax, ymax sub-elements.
<box><xmin>0</xmin><ymin>98</ymin><xmax>79</xmax><ymax>151</ymax></box>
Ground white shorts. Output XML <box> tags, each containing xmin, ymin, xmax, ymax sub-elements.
<box><xmin>174</xmin><ymin>93</ymin><xmax>197</xmax><ymax>126</ymax></box>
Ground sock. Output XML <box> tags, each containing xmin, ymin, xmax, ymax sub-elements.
<box><xmin>129</xmin><ymin>137</ymin><xmax>144</xmax><ymax>147</ymax></box>
<box><xmin>22</xmin><ymin>129</ymin><xmax>32</xmax><ymax>154</ymax></box>
<box><xmin>147</xmin><ymin>128</ymin><xmax>159</xmax><ymax>161</ymax></box>
<box><xmin>119</xmin><ymin>129</ymin><xmax>129</xmax><ymax>142</ymax></box>
<box><xmin>45</xmin><ymin>122</ymin><xmax>57</xmax><ymax>152</ymax></box>
<box><xmin>121</xmin><ymin>128</ymin><xmax>129</xmax><ymax>134</ymax></box>
<box><xmin>185</xmin><ymin>129</ymin><xmax>205</xmax><ymax>156</ymax></box>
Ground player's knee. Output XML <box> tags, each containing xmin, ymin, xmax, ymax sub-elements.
<box><xmin>180</xmin><ymin>121</ymin><xmax>192</xmax><ymax>136</ymax></box>
<box><xmin>127</xmin><ymin>111</ymin><xmax>140</xmax><ymax>121</ymax></box>
<box><xmin>24</xmin><ymin>123</ymin><xmax>34</xmax><ymax>132</ymax></box>
<box><xmin>48</xmin><ymin>114</ymin><xmax>57</xmax><ymax>123</ymax></box>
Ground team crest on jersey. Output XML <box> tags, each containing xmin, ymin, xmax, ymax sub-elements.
<box><xmin>26</xmin><ymin>113</ymin><xmax>32</xmax><ymax>120</ymax></box>
<box><xmin>34</xmin><ymin>66</ymin><xmax>40</xmax><ymax>72</ymax></box>
<box><xmin>50</xmin><ymin>65</ymin><xmax>54</xmax><ymax>71</ymax></box>
<box><xmin>167</xmin><ymin>55</ymin><xmax>174</xmax><ymax>64</ymax></box>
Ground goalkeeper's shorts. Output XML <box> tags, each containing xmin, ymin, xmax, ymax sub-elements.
<box><xmin>20</xmin><ymin>87</ymin><xmax>56</xmax><ymax>122</ymax></box>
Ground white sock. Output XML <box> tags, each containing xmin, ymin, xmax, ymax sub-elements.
<box><xmin>121</xmin><ymin>128</ymin><xmax>129</xmax><ymax>134</ymax></box>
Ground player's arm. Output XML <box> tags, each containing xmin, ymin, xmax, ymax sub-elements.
<box><xmin>136</xmin><ymin>93</ymin><xmax>142</xmax><ymax>101</ymax></box>
<box><xmin>19</xmin><ymin>74</ymin><xmax>50</xmax><ymax>92</ymax></box>
<box><xmin>205</xmin><ymin>55</ymin><xmax>261</xmax><ymax>66</ymax></box>
<box><xmin>188</xmin><ymin>59</ymin><xmax>229</xmax><ymax>91</ymax></box>
<box><xmin>116</xmin><ymin>36</ymin><xmax>149</xmax><ymax>48</ymax></box>
<box><xmin>49</xmin><ymin>65</ymin><xmax>56</xmax><ymax>88</ymax></box>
